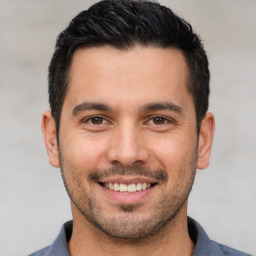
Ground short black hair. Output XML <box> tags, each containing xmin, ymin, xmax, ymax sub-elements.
<box><xmin>49</xmin><ymin>0</ymin><xmax>210</xmax><ymax>134</ymax></box>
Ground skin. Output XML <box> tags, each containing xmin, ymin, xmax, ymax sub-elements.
<box><xmin>42</xmin><ymin>45</ymin><xmax>215</xmax><ymax>256</ymax></box>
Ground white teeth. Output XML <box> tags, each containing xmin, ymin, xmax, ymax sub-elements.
<box><xmin>113</xmin><ymin>183</ymin><xmax>120</xmax><ymax>191</ymax></box>
<box><xmin>109</xmin><ymin>183</ymin><xmax>114</xmax><ymax>190</ymax></box>
<box><xmin>120</xmin><ymin>183</ymin><xmax>128</xmax><ymax>192</ymax></box>
<box><xmin>136</xmin><ymin>183</ymin><xmax>142</xmax><ymax>191</ymax></box>
<box><xmin>103</xmin><ymin>182</ymin><xmax>152</xmax><ymax>193</ymax></box>
<box><xmin>128</xmin><ymin>183</ymin><xmax>137</xmax><ymax>192</ymax></box>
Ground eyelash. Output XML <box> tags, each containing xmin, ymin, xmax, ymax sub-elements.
<box><xmin>83</xmin><ymin>116</ymin><xmax>108</xmax><ymax>125</ymax></box>
<box><xmin>82</xmin><ymin>115</ymin><xmax>175</xmax><ymax>126</ymax></box>
<box><xmin>147</xmin><ymin>116</ymin><xmax>175</xmax><ymax>125</ymax></box>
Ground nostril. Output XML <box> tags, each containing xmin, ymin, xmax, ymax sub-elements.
<box><xmin>110</xmin><ymin>160</ymin><xmax>123</xmax><ymax>166</ymax></box>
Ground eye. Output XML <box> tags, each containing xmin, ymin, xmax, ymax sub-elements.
<box><xmin>148</xmin><ymin>116</ymin><xmax>170</xmax><ymax>125</ymax></box>
<box><xmin>80</xmin><ymin>115</ymin><xmax>112</xmax><ymax>132</ymax></box>
<box><xmin>84</xmin><ymin>116</ymin><xmax>107</xmax><ymax>125</ymax></box>
<box><xmin>152</xmin><ymin>116</ymin><xmax>167</xmax><ymax>124</ymax></box>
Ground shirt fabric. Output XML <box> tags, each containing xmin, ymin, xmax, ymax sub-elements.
<box><xmin>29</xmin><ymin>217</ymin><xmax>252</xmax><ymax>256</ymax></box>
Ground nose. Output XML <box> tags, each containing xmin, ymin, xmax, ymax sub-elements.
<box><xmin>106</xmin><ymin>122</ymin><xmax>149</xmax><ymax>167</ymax></box>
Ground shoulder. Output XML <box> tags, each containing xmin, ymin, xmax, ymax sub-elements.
<box><xmin>213</xmin><ymin>241</ymin><xmax>253</xmax><ymax>256</ymax></box>
<box><xmin>28</xmin><ymin>220</ymin><xmax>73</xmax><ymax>256</ymax></box>
<box><xmin>188</xmin><ymin>217</ymin><xmax>253</xmax><ymax>256</ymax></box>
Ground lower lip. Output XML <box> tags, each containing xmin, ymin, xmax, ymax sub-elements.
<box><xmin>99</xmin><ymin>184</ymin><xmax>156</xmax><ymax>204</ymax></box>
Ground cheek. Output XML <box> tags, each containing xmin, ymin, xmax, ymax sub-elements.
<box><xmin>60</xmin><ymin>132</ymin><xmax>108</xmax><ymax>172</ymax></box>
<box><xmin>147</xmin><ymin>134</ymin><xmax>197</xmax><ymax>177</ymax></box>
<box><xmin>147</xmin><ymin>134</ymin><xmax>190</xmax><ymax>163</ymax></box>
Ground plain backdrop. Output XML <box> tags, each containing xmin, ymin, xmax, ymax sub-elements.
<box><xmin>0</xmin><ymin>0</ymin><xmax>255</xmax><ymax>255</ymax></box>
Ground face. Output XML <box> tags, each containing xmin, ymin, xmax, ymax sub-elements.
<box><xmin>43</xmin><ymin>45</ymin><xmax>214</xmax><ymax>240</ymax></box>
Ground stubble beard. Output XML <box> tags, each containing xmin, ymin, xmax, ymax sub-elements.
<box><xmin>59</xmin><ymin>151</ymin><xmax>197</xmax><ymax>241</ymax></box>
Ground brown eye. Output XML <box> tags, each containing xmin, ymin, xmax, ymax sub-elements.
<box><xmin>152</xmin><ymin>116</ymin><xmax>166</xmax><ymax>124</ymax></box>
<box><xmin>89</xmin><ymin>116</ymin><xmax>105</xmax><ymax>124</ymax></box>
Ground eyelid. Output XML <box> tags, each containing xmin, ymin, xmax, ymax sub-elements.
<box><xmin>82</xmin><ymin>115</ymin><xmax>110</xmax><ymax>125</ymax></box>
<box><xmin>146</xmin><ymin>115</ymin><xmax>177</xmax><ymax>125</ymax></box>
<box><xmin>81</xmin><ymin>114</ymin><xmax>176</xmax><ymax>126</ymax></box>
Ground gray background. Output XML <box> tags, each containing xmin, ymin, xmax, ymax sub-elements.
<box><xmin>0</xmin><ymin>0</ymin><xmax>255</xmax><ymax>255</ymax></box>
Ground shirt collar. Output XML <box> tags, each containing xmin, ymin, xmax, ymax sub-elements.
<box><xmin>46</xmin><ymin>217</ymin><xmax>224</xmax><ymax>256</ymax></box>
<box><xmin>188</xmin><ymin>217</ymin><xmax>224</xmax><ymax>256</ymax></box>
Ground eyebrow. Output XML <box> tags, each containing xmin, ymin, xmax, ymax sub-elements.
<box><xmin>72</xmin><ymin>102</ymin><xmax>111</xmax><ymax>116</ymax></box>
<box><xmin>141</xmin><ymin>102</ymin><xmax>184</xmax><ymax>115</ymax></box>
<box><xmin>72</xmin><ymin>101</ymin><xmax>184</xmax><ymax>116</ymax></box>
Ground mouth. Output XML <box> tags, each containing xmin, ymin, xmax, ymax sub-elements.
<box><xmin>99</xmin><ymin>182</ymin><xmax>156</xmax><ymax>193</ymax></box>
<box><xmin>97</xmin><ymin>176</ymin><xmax>159</xmax><ymax>204</ymax></box>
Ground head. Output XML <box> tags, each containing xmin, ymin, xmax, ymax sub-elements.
<box><xmin>48</xmin><ymin>0</ymin><xmax>210</xmax><ymax>136</ymax></box>
<box><xmin>43</xmin><ymin>0</ymin><xmax>214</xmax><ymax>241</ymax></box>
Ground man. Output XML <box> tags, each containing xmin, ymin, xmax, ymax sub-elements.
<box><xmin>29</xmin><ymin>0</ymin><xmax>252</xmax><ymax>255</ymax></box>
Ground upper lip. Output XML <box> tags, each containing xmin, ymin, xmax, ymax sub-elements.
<box><xmin>99</xmin><ymin>176</ymin><xmax>159</xmax><ymax>185</ymax></box>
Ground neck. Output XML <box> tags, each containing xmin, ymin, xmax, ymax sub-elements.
<box><xmin>68</xmin><ymin>202</ymin><xmax>194</xmax><ymax>256</ymax></box>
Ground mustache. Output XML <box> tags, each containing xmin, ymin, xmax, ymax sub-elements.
<box><xmin>89</xmin><ymin>166</ymin><xmax>168</xmax><ymax>183</ymax></box>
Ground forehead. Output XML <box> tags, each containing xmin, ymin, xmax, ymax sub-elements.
<box><xmin>64</xmin><ymin>45</ymin><xmax>192</xmax><ymax>112</ymax></box>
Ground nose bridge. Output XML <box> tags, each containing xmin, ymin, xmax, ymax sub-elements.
<box><xmin>107</xmin><ymin>119</ymin><xmax>148</xmax><ymax>166</ymax></box>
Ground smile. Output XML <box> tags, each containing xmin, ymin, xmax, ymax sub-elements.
<box><xmin>98</xmin><ymin>178</ymin><xmax>158</xmax><ymax>204</ymax></box>
<box><xmin>101</xmin><ymin>182</ymin><xmax>153</xmax><ymax>193</ymax></box>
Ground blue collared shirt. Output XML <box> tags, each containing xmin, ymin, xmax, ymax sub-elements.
<box><xmin>29</xmin><ymin>217</ymin><xmax>253</xmax><ymax>256</ymax></box>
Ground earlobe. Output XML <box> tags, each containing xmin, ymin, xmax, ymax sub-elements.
<box><xmin>196</xmin><ymin>112</ymin><xmax>215</xmax><ymax>170</ymax></box>
<box><xmin>41</xmin><ymin>110</ymin><xmax>60</xmax><ymax>168</ymax></box>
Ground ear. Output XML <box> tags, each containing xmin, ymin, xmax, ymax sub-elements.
<box><xmin>41</xmin><ymin>110</ymin><xmax>60</xmax><ymax>168</ymax></box>
<box><xmin>196</xmin><ymin>112</ymin><xmax>215</xmax><ymax>169</ymax></box>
